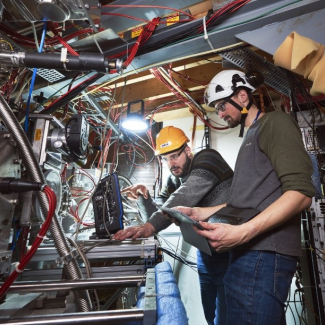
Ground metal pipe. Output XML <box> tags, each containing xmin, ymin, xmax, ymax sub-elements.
<box><xmin>0</xmin><ymin>309</ymin><xmax>144</xmax><ymax>325</ymax></box>
<box><xmin>17</xmin><ymin>22</ymin><xmax>44</xmax><ymax>36</ymax></box>
<box><xmin>4</xmin><ymin>276</ymin><xmax>144</xmax><ymax>293</ymax></box>
<box><xmin>0</xmin><ymin>95</ymin><xmax>92</xmax><ymax>312</ymax></box>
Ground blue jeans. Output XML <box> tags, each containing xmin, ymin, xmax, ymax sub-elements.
<box><xmin>197</xmin><ymin>250</ymin><xmax>229</xmax><ymax>325</ymax></box>
<box><xmin>224</xmin><ymin>249</ymin><xmax>298</xmax><ymax>325</ymax></box>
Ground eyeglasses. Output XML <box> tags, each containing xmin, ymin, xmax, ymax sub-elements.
<box><xmin>215</xmin><ymin>100</ymin><xmax>228</xmax><ymax>114</ymax></box>
<box><xmin>161</xmin><ymin>146</ymin><xmax>186</xmax><ymax>163</ymax></box>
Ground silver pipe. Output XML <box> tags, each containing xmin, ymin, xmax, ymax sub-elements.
<box><xmin>0</xmin><ymin>310</ymin><xmax>144</xmax><ymax>325</ymax></box>
<box><xmin>0</xmin><ymin>95</ymin><xmax>92</xmax><ymax>312</ymax></box>
<box><xmin>5</xmin><ymin>276</ymin><xmax>144</xmax><ymax>293</ymax></box>
<box><xmin>0</xmin><ymin>51</ymin><xmax>25</xmax><ymax>67</ymax></box>
<box><xmin>17</xmin><ymin>22</ymin><xmax>44</xmax><ymax>36</ymax></box>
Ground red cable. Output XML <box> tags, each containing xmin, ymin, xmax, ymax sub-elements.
<box><xmin>150</xmin><ymin>67</ymin><xmax>228</xmax><ymax>130</ymax></box>
<box><xmin>41</xmin><ymin>74</ymin><xmax>100</xmax><ymax>113</ymax></box>
<box><xmin>74</xmin><ymin>197</ymin><xmax>95</xmax><ymax>227</ymax></box>
<box><xmin>0</xmin><ymin>185</ymin><xmax>56</xmax><ymax>301</ymax></box>
<box><xmin>109</xmin><ymin>17</ymin><xmax>161</xmax><ymax>73</ymax></box>
<box><xmin>48</xmin><ymin>22</ymin><xmax>79</xmax><ymax>56</ymax></box>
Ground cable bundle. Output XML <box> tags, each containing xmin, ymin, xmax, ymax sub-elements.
<box><xmin>39</xmin><ymin>73</ymin><xmax>103</xmax><ymax>115</ymax></box>
<box><xmin>133</xmin><ymin>0</ymin><xmax>251</xmax><ymax>57</ymax></box>
<box><xmin>48</xmin><ymin>22</ymin><xmax>79</xmax><ymax>56</ymax></box>
<box><xmin>150</xmin><ymin>67</ymin><xmax>228</xmax><ymax>130</ymax></box>
<box><xmin>0</xmin><ymin>22</ymin><xmax>93</xmax><ymax>50</ymax></box>
<box><xmin>0</xmin><ymin>185</ymin><xmax>56</xmax><ymax>301</ymax></box>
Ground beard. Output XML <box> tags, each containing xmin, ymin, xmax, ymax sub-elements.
<box><xmin>224</xmin><ymin>113</ymin><xmax>241</xmax><ymax>128</ymax></box>
<box><xmin>170</xmin><ymin>154</ymin><xmax>192</xmax><ymax>178</ymax></box>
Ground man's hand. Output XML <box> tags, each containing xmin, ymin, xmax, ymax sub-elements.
<box><xmin>161</xmin><ymin>211</ymin><xmax>180</xmax><ymax>226</ymax></box>
<box><xmin>194</xmin><ymin>222</ymin><xmax>250</xmax><ymax>252</ymax></box>
<box><xmin>120</xmin><ymin>184</ymin><xmax>149</xmax><ymax>200</ymax></box>
<box><xmin>113</xmin><ymin>222</ymin><xmax>155</xmax><ymax>240</ymax></box>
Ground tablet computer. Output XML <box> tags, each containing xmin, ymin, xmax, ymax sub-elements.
<box><xmin>209</xmin><ymin>206</ymin><xmax>260</xmax><ymax>225</ymax></box>
<box><xmin>154</xmin><ymin>203</ymin><xmax>205</xmax><ymax>230</ymax></box>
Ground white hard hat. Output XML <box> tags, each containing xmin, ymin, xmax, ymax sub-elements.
<box><xmin>204</xmin><ymin>69</ymin><xmax>256</xmax><ymax>107</ymax></box>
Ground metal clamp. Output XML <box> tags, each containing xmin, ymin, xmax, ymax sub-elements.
<box><xmin>55</xmin><ymin>249</ymin><xmax>79</xmax><ymax>265</ymax></box>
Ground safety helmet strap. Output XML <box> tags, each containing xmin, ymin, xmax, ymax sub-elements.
<box><xmin>224</xmin><ymin>97</ymin><xmax>255</xmax><ymax>138</ymax></box>
<box><xmin>225</xmin><ymin>97</ymin><xmax>254</xmax><ymax>113</ymax></box>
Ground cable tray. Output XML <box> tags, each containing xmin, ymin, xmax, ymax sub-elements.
<box><xmin>31</xmin><ymin>68</ymin><xmax>65</xmax><ymax>83</ymax></box>
<box><xmin>220</xmin><ymin>47</ymin><xmax>291</xmax><ymax>97</ymax></box>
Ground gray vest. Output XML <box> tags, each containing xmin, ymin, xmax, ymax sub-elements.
<box><xmin>228</xmin><ymin>122</ymin><xmax>301</xmax><ymax>256</ymax></box>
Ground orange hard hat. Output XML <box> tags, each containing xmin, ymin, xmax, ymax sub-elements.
<box><xmin>155</xmin><ymin>126</ymin><xmax>189</xmax><ymax>155</ymax></box>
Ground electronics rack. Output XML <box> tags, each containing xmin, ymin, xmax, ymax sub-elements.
<box><xmin>92</xmin><ymin>173</ymin><xmax>124</xmax><ymax>237</ymax></box>
<box><xmin>303</xmin><ymin>198</ymin><xmax>325</xmax><ymax>324</ymax></box>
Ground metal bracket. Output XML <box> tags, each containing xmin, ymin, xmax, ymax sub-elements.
<box><xmin>56</xmin><ymin>249</ymin><xmax>79</xmax><ymax>265</ymax></box>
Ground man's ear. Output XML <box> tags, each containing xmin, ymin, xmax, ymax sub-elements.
<box><xmin>185</xmin><ymin>146</ymin><xmax>192</xmax><ymax>157</ymax></box>
<box><xmin>237</xmin><ymin>89</ymin><xmax>249</xmax><ymax>105</ymax></box>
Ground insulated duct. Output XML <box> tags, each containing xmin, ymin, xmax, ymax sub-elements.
<box><xmin>0</xmin><ymin>51</ymin><xmax>123</xmax><ymax>73</ymax></box>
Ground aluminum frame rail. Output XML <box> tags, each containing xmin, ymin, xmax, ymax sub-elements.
<box><xmin>22</xmin><ymin>264</ymin><xmax>147</xmax><ymax>281</ymax></box>
<box><xmin>0</xmin><ymin>309</ymin><xmax>144</xmax><ymax>325</ymax></box>
<box><xmin>29</xmin><ymin>238</ymin><xmax>158</xmax><ymax>262</ymax></box>
<box><xmin>0</xmin><ymin>264</ymin><xmax>158</xmax><ymax>325</ymax></box>
<box><xmin>3</xmin><ymin>276</ymin><xmax>145</xmax><ymax>293</ymax></box>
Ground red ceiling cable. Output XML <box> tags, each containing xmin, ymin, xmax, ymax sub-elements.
<box><xmin>109</xmin><ymin>17</ymin><xmax>161</xmax><ymax>73</ymax></box>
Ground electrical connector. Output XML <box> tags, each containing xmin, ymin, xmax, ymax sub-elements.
<box><xmin>0</xmin><ymin>178</ymin><xmax>44</xmax><ymax>194</ymax></box>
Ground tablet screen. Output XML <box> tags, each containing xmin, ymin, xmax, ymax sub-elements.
<box><xmin>153</xmin><ymin>203</ymin><xmax>204</xmax><ymax>230</ymax></box>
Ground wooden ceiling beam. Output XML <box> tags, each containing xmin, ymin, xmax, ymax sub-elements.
<box><xmin>111</xmin><ymin>59</ymin><xmax>223</xmax><ymax>105</ymax></box>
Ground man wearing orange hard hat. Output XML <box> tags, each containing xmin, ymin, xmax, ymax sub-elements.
<box><xmin>115</xmin><ymin>125</ymin><xmax>233</xmax><ymax>325</ymax></box>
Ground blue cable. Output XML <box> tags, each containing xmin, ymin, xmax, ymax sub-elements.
<box><xmin>24</xmin><ymin>20</ymin><xmax>48</xmax><ymax>133</ymax></box>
